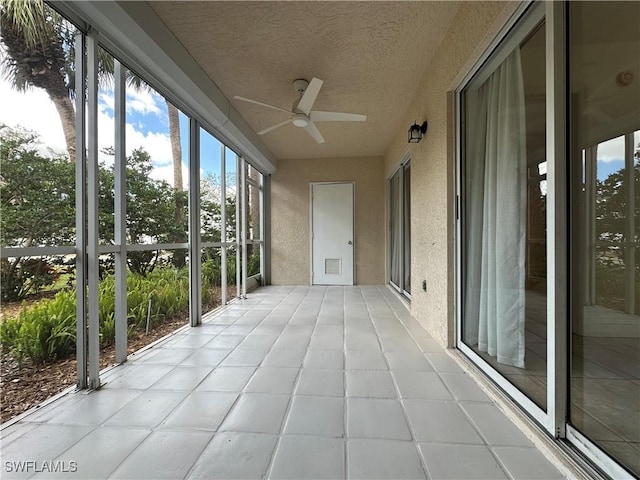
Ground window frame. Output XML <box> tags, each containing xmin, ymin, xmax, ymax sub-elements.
<box><xmin>0</xmin><ymin>3</ymin><xmax>270</xmax><ymax>391</ymax></box>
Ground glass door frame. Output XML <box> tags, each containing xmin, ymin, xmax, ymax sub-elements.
<box><xmin>454</xmin><ymin>0</ymin><xmax>552</xmax><ymax>432</ymax></box>
<box><xmin>455</xmin><ymin>2</ymin><xmax>636</xmax><ymax>478</ymax></box>
<box><xmin>388</xmin><ymin>154</ymin><xmax>411</xmax><ymax>299</ymax></box>
<box><xmin>454</xmin><ymin>1</ymin><xmax>633</xmax><ymax>478</ymax></box>
<box><xmin>563</xmin><ymin>1</ymin><xmax>637</xmax><ymax>477</ymax></box>
<box><xmin>548</xmin><ymin>4</ymin><xmax>635</xmax><ymax>477</ymax></box>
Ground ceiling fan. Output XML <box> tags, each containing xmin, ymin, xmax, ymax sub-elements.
<box><xmin>234</xmin><ymin>77</ymin><xmax>366</xmax><ymax>144</ymax></box>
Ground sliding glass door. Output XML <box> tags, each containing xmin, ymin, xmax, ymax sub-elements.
<box><xmin>568</xmin><ymin>1</ymin><xmax>640</xmax><ymax>475</ymax></box>
<box><xmin>459</xmin><ymin>4</ymin><xmax>548</xmax><ymax>414</ymax></box>
<box><xmin>389</xmin><ymin>160</ymin><xmax>411</xmax><ymax>298</ymax></box>
<box><xmin>457</xmin><ymin>2</ymin><xmax>639</xmax><ymax>477</ymax></box>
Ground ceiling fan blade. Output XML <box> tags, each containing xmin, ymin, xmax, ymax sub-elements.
<box><xmin>258</xmin><ymin>119</ymin><xmax>292</xmax><ymax>135</ymax></box>
<box><xmin>304</xmin><ymin>121</ymin><xmax>325</xmax><ymax>144</ymax></box>
<box><xmin>233</xmin><ymin>96</ymin><xmax>290</xmax><ymax>114</ymax></box>
<box><xmin>296</xmin><ymin>77</ymin><xmax>323</xmax><ymax>115</ymax></box>
<box><xmin>310</xmin><ymin>111</ymin><xmax>367</xmax><ymax>122</ymax></box>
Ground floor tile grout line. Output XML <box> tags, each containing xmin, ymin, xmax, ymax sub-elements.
<box><xmin>100</xmin><ymin>332</ymin><xmax>235</xmax><ymax>431</ymax></box>
<box><xmin>377</xmin><ymin>284</ymin><xmax>471</xmax><ymax>480</ymax></box>
<box><xmin>378</xmin><ymin>283</ymin><xmax>493</xmax><ymax>421</ymax></box>
<box><xmin>182</xmin><ymin>289</ymin><xmax>288</xmax><ymax>479</ymax></box>
<box><xmin>373</xmin><ymin>285</ymin><xmax>432</xmax><ymax>480</ymax></box>
<box><xmin>158</xmin><ymin>289</ymin><xmax>286</xmax><ymax>474</ymax></box>
<box><xmin>263</xmin><ymin>286</ymin><xmax>324</xmax><ymax>480</ymax></box>
<box><xmin>392</xmin><ymin>307</ymin><xmax>524</xmax><ymax>462</ymax></box>
<box><xmin>182</xmin><ymin>428</ymin><xmax>221</xmax><ymax>480</ymax></box>
<box><xmin>110</xmin><ymin>426</ymin><xmax>213</xmax><ymax>480</ymax></box>
<box><xmin>18</xmin><ymin>422</ymin><xmax>106</xmax><ymax>479</ymax></box>
<box><xmin>102</xmin><ymin>427</ymin><xmax>155</xmax><ymax>480</ymax></box>
<box><xmin>342</xmin><ymin>286</ymin><xmax>350</xmax><ymax>480</ymax></box>
<box><xmin>5</xmin><ymin>285</ymin><xmax>568</xmax><ymax>480</ymax></box>
<box><xmin>455</xmin><ymin>402</ymin><xmax>520</xmax><ymax>480</ymax></box>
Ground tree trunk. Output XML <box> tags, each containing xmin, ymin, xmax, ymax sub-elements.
<box><xmin>50</xmin><ymin>93</ymin><xmax>76</xmax><ymax>163</ymax></box>
<box><xmin>249</xmin><ymin>167</ymin><xmax>260</xmax><ymax>240</ymax></box>
<box><xmin>166</xmin><ymin>100</ymin><xmax>187</xmax><ymax>267</ymax></box>
<box><xmin>0</xmin><ymin>3</ymin><xmax>76</xmax><ymax>162</ymax></box>
<box><xmin>167</xmin><ymin>101</ymin><xmax>183</xmax><ymax>192</ymax></box>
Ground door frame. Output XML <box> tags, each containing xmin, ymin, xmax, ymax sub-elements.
<box><xmin>309</xmin><ymin>181</ymin><xmax>355</xmax><ymax>286</ymax></box>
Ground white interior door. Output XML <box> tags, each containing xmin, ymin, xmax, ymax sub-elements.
<box><xmin>312</xmin><ymin>182</ymin><xmax>354</xmax><ymax>285</ymax></box>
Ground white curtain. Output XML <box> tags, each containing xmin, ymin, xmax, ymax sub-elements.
<box><xmin>464</xmin><ymin>48</ymin><xmax>527</xmax><ymax>368</ymax></box>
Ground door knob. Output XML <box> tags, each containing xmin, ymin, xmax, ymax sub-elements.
<box><xmin>348</xmin><ymin>241</ymin><xmax>353</xmax><ymax>245</ymax></box>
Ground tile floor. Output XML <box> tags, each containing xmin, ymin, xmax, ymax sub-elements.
<box><xmin>1</xmin><ymin>286</ymin><xmax>566</xmax><ymax>479</ymax></box>
<box><xmin>471</xmin><ymin>291</ymin><xmax>640</xmax><ymax>474</ymax></box>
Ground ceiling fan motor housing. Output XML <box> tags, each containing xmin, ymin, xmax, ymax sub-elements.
<box><xmin>293</xmin><ymin>79</ymin><xmax>310</xmax><ymax>94</ymax></box>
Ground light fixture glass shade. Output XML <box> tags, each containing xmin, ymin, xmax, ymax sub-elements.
<box><xmin>408</xmin><ymin>121</ymin><xmax>428</xmax><ymax>143</ymax></box>
<box><xmin>408</xmin><ymin>124</ymin><xmax>422</xmax><ymax>143</ymax></box>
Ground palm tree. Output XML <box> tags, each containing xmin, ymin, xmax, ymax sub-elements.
<box><xmin>166</xmin><ymin>98</ymin><xmax>186</xmax><ymax>267</ymax></box>
<box><xmin>1</xmin><ymin>0</ymin><xmax>184</xmax><ymax>193</ymax></box>
<box><xmin>0</xmin><ymin>0</ymin><xmax>77</xmax><ymax>161</ymax></box>
<box><xmin>2</xmin><ymin>0</ymin><xmax>188</xmax><ymax>270</ymax></box>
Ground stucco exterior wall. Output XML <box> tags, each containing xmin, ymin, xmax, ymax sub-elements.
<box><xmin>384</xmin><ymin>1</ymin><xmax>516</xmax><ymax>347</ymax></box>
<box><xmin>271</xmin><ymin>157</ymin><xmax>385</xmax><ymax>285</ymax></box>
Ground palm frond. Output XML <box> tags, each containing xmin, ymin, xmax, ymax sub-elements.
<box><xmin>0</xmin><ymin>0</ymin><xmax>59</xmax><ymax>52</ymax></box>
<box><xmin>0</xmin><ymin>0</ymin><xmax>75</xmax><ymax>94</ymax></box>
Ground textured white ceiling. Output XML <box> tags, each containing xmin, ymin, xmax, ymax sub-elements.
<box><xmin>149</xmin><ymin>1</ymin><xmax>460</xmax><ymax>160</ymax></box>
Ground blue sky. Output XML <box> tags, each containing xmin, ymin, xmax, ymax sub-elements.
<box><xmin>596</xmin><ymin>133</ymin><xmax>639</xmax><ymax>181</ymax></box>
<box><xmin>98</xmin><ymin>85</ymin><xmax>226</xmax><ymax>187</ymax></box>
<box><xmin>597</xmin><ymin>159</ymin><xmax>624</xmax><ymax>180</ymax></box>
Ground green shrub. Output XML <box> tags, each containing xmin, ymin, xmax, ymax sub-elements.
<box><xmin>202</xmin><ymin>258</ymin><xmax>222</xmax><ymax>287</ymax></box>
<box><xmin>247</xmin><ymin>250</ymin><xmax>260</xmax><ymax>277</ymax></box>
<box><xmin>100</xmin><ymin>312</ymin><xmax>116</xmax><ymax>347</ymax></box>
<box><xmin>125</xmin><ymin>267</ymin><xmax>189</xmax><ymax>329</ymax></box>
<box><xmin>226</xmin><ymin>254</ymin><xmax>237</xmax><ymax>284</ymax></box>
<box><xmin>0</xmin><ymin>265</ymin><xmax>199</xmax><ymax>365</ymax></box>
<box><xmin>0</xmin><ymin>290</ymin><xmax>76</xmax><ymax>365</ymax></box>
<box><xmin>0</xmin><ymin>258</ymin><xmax>58</xmax><ymax>302</ymax></box>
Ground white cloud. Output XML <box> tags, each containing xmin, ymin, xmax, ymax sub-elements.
<box><xmin>95</xmin><ymin>88</ymin><xmax>177</xmax><ymax>180</ymax></box>
<box><xmin>128</xmin><ymin>124</ymin><xmax>173</xmax><ymax>164</ymax></box>
<box><xmin>0</xmin><ymin>82</ymin><xmax>67</xmax><ymax>157</ymax></box>
<box><xmin>95</xmin><ymin>109</ymin><xmax>187</xmax><ymax>189</ymax></box>
<box><xmin>597</xmin><ymin>135</ymin><xmax>625</xmax><ymax>163</ymax></box>
<box><xmin>0</xmin><ymin>79</ymin><xmax>186</xmax><ymax>187</ymax></box>
<box><xmin>126</xmin><ymin>88</ymin><xmax>164</xmax><ymax>117</ymax></box>
<box><xmin>96</xmin><ymin>86</ymin><xmax>164</xmax><ymax>119</ymax></box>
<box><xmin>96</xmin><ymin>101</ymin><xmax>183</xmax><ymax>186</ymax></box>
<box><xmin>149</xmin><ymin>162</ymin><xmax>190</xmax><ymax>189</ymax></box>
<box><xmin>98</xmin><ymin>90</ymin><xmax>114</xmax><ymax>113</ymax></box>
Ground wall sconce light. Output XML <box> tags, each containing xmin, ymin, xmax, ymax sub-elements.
<box><xmin>408</xmin><ymin>121</ymin><xmax>428</xmax><ymax>143</ymax></box>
